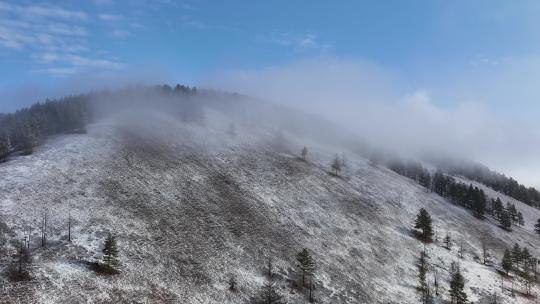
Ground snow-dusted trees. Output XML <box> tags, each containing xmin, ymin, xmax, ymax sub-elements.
<box><xmin>330</xmin><ymin>154</ymin><xmax>341</xmax><ymax>176</ymax></box>
<box><xmin>501</xmin><ymin>249</ymin><xmax>513</xmax><ymax>275</ymax></box>
<box><xmin>414</xmin><ymin>208</ymin><xmax>433</xmax><ymax>243</ymax></box>
<box><xmin>416</xmin><ymin>250</ymin><xmax>432</xmax><ymax>303</ymax></box>
<box><xmin>499</xmin><ymin>210</ymin><xmax>512</xmax><ymax>231</ymax></box>
<box><xmin>0</xmin><ymin>131</ymin><xmax>9</xmax><ymax>162</ymax></box>
<box><xmin>296</xmin><ymin>248</ymin><xmax>316</xmax><ymax>288</ymax></box>
<box><xmin>254</xmin><ymin>280</ymin><xmax>283</xmax><ymax>304</ymax></box>
<box><xmin>448</xmin><ymin>267</ymin><xmax>468</xmax><ymax>304</ymax></box>
<box><xmin>102</xmin><ymin>234</ymin><xmax>119</xmax><ymax>271</ymax></box>
<box><xmin>511</xmin><ymin>243</ymin><xmax>521</xmax><ymax>268</ymax></box>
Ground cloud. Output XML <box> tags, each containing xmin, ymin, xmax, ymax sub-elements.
<box><xmin>32</xmin><ymin>53</ymin><xmax>125</xmax><ymax>70</ymax></box>
<box><xmin>0</xmin><ymin>1</ymin><xmax>87</xmax><ymax>20</ymax></box>
<box><xmin>257</xmin><ymin>31</ymin><xmax>332</xmax><ymax>53</ymax></box>
<box><xmin>109</xmin><ymin>29</ymin><xmax>130</xmax><ymax>38</ymax></box>
<box><xmin>98</xmin><ymin>14</ymin><xmax>123</xmax><ymax>22</ymax></box>
<box><xmin>205</xmin><ymin>57</ymin><xmax>540</xmax><ymax>188</ymax></box>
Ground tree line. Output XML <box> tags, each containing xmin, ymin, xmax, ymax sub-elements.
<box><xmin>438</xmin><ymin>161</ymin><xmax>540</xmax><ymax>208</ymax></box>
<box><xmin>389</xmin><ymin>160</ymin><xmax>488</xmax><ymax>219</ymax></box>
<box><xmin>0</xmin><ymin>84</ymin><xmax>206</xmax><ymax>161</ymax></box>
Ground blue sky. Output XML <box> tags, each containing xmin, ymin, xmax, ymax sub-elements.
<box><xmin>2</xmin><ymin>0</ymin><xmax>540</xmax><ymax>186</ymax></box>
<box><xmin>1</xmin><ymin>0</ymin><xmax>539</xmax><ymax>101</ymax></box>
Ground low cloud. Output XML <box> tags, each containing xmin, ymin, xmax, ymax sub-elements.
<box><xmin>205</xmin><ymin>57</ymin><xmax>540</xmax><ymax>188</ymax></box>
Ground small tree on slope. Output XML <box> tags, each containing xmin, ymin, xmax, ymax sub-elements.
<box><xmin>417</xmin><ymin>250</ymin><xmax>429</xmax><ymax>302</ymax></box>
<box><xmin>449</xmin><ymin>268</ymin><xmax>468</xmax><ymax>304</ymax></box>
<box><xmin>414</xmin><ymin>208</ymin><xmax>433</xmax><ymax>243</ymax></box>
<box><xmin>296</xmin><ymin>248</ymin><xmax>316</xmax><ymax>288</ymax></box>
<box><xmin>330</xmin><ymin>154</ymin><xmax>342</xmax><ymax>176</ymax></box>
<box><xmin>102</xmin><ymin>234</ymin><xmax>119</xmax><ymax>271</ymax></box>
<box><xmin>501</xmin><ymin>249</ymin><xmax>513</xmax><ymax>275</ymax></box>
<box><xmin>255</xmin><ymin>280</ymin><xmax>284</xmax><ymax>304</ymax></box>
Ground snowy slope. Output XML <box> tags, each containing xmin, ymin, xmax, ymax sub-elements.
<box><xmin>1</xmin><ymin>110</ymin><xmax>539</xmax><ymax>304</ymax></box>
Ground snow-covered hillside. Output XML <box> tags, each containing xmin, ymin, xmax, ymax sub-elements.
<box><xmin>1</xmin><ymin>110</ymin><xmax>539</xmax><ymax>303</ymax></box>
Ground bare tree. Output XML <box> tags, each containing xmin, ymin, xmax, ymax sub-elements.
<box><xmin>41</xmin><ymin>211</ymin><xmax>47</xmax><ymax>247</ymax></box>
<box><xmin>481</xmin><ymin>240</ymin><xmax>489</xmax><ymax>265</ymax></box>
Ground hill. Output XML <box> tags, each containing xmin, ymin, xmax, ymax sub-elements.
<box><xmin>0</xmin><ymin>96</ymin><xmax>539</xmax><ymax>303</ymax></box>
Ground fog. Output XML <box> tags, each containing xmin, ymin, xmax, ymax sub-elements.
<box><xmin>3</xmin><ymin>56</ymin><xmax>540</xmax><ymax>188</ymax></box>
<box><xmin>204</xmin><ymin>57</ymin><xmax>540</xmax><ymax>188</ymax></box>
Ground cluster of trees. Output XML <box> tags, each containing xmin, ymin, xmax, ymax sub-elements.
<box><xmin>0</xmin><ymin>95</ymin><xmax>89</xmax><ymax>157</ymax></box>
<box><xmin>413</xmin><ymin>209</ymin><xmax>468</xmax><ymax>303</ymax></box>
<box><xmin>490</xmin><ymin>199</ymin><xmax>524</xmax><ymax>231</ymax></box>
<box><xmin>251</xmin><ymin>248</ymin><xmax>317</xmax><ymax>303</ymax></box>
<box><xmin>501</xmin><ymin>243</ymin><xmax>537</xmax><ymax>295</ymax></box>
<box><xmin>440</xmin><ymin>161</ymin><xmax>540</xmax><ymax>208</ymax></box>
<box><xmin>0</xmin><ymin>84</ymin><xmax>206</xmax><ymax>160</ymax></box>
<box><xmin>390</xmin><ymin>160</ymin><xmax>488</xmax><ymax>219</ymax></box>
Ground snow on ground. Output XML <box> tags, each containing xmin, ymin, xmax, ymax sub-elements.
<box><xmin>0</xmin><ymin>110</ymin><xmax>539</xmax><ymax>303</ymax></box>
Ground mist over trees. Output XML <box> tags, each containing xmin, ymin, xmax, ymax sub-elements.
<box><xmin>0</xmin><ymin>85</ymin><xmax>206</xmax><ymax>159</ymax></box>
<box><xmin>437</xmin><ymin>161</ymin><xmax>540</xmax><ymax>208</ymax></box>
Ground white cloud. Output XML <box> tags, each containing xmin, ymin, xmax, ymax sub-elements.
<box><xmin>257</xmin><ymin>31</ymin><xmax>332</xmax><ymax>52</ymax></box>
<box><xmin>98</xmin><ymin>14</ymin><xmax>123</xmax><ymax>22</ymax></box>
<box><xmin>33</xmin><ymin>53</ymin><xmax>125</xmax><ymax>69</ymax></box>
<box><xmin>0</xmin><ymin>1</ymin><xmax>88</xmax><ymax>20</ymax></box>
<box><xmin>109</xmin><ymin>29</ymin><xmax>130</xmax><ymax>38</ymax></box>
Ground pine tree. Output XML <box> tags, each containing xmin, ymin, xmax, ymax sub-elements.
<box><xmin>501</xmin><ymin>249</ymin><xmax>513</xmax><ymax>275</ymax></box>
<box><xmin>417</xmin><ymin>250</ymin><xmax>428</xmax><ymax>302</ymax></box>
<box><xmin>330</xmin><ymin>154</ymin><xmax>341</xmax><ymax>176</ymax></box>
<box><xmin>255</xmin><ymin>280</ymin><xmax>284</xmax><ymax>304</ymax></box>
<box><xmin>414</xmin><ymin>208</ymin><xmax>433</xmax><ymax>243</ymax></box>
<box><xmin>102</xmin><ymin>234</ymin><xmax>119</xmax><ymax>270</ymax></box>
<box><xmin>301</xmin><ymin>146</ymin><xmax>308</xmax><ymax>160</ymax></box>
<box><xmin>0</xmin><ymin>131</ymin><xmax>9</xmax><ymax>162</ymax></box>
<box><xmin>449</xmin><ymin>268</ymin><xmax>468</xmax><ymax>304</ymax></box>
<box><xmin>521</xmin><ymin>247</ymin><xmax>531</xmax><ymax>267</ymax></box>
<box><xmin>492</xmin><ymin>198</ymin><xmax>503</xmax><ymax>220</ymax></box>
<box><xmin>296</xmin><ymin>248</ymin><xmax>316</xmax><ymax>287</ymax></box>
<box><xmin>511</xmin><ymin>243</ymin><xmax>521</xmax><ymax>268</ymax></box>
<box><xmin>499</xmin><ymin>210</ymin><xmax>512</xmax><ymax>231</ymax></box>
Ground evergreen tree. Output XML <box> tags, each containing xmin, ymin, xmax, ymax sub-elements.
<box><xmin>255</xmin><ymin>280</ymin><xmax>283</xmax><ymax>304</ymax></box>
<box><xmin>501</xmin><ymin>249</ymin><xmax>513</xmax><ymax>275</ymax></box>
<box><xmin>472</xmin><ymin>188</ymin><xmax>486</xmax><ymax>218</ymax></box>
<box><xmin>492</xmin><ymin>198</ymin><xmax>503</xmax><ymax>220</ymax></box>
<box><xmin>521</xmin><ymin>247</ymin><xmax>531</xmax><ymax>267</ymax></box>
<box><xmin>301</xmin><ymin>146</ymin><xmax>308</xmax><ymax>160</ymax></box>
<box><xmin>511</xmin><ymin>243</ymin><xmax>521</xmax><ymax>268</ymax></box>
<box><xmin>102</xmin><ymin>234</ymin><xmax>119</xmax><ymax>270</ymax></box>
<box><xmin>449</xmin><ymin>268</ymin><xmax>468</xmax><ymax>304</ymax></box>
<box><xmin>296</xmin><ymin>248</ymin><xmax>316</xmax><ymax>288</ymax></box>
<box><xmin>417</xmin><ymin>250</ymin><xmax>429</xmax><ymax>302</ymax></box>
<box><xmin>0</xmin><ymin>131</ymin><xmax>9</xmax><ymax>162</ymax></box>
<box><xmin>330</xmin><ymin>154</ymin><xmax>341</xmax><ymax>176</ymax></box>
<box><xmin>499</xmin><ymin>210</ymin><xmax>512</xmax><ymax>231</ymax></box>
<box><xmin>414</xmin><ymin>208</ymin><xmax>434</xmax><ymax>243</ymax></box>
